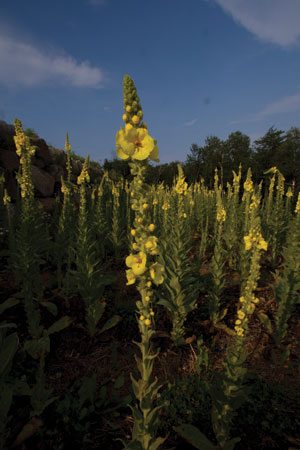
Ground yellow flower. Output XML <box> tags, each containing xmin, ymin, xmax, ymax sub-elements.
<box><xmin>125</xmin><ymin>105</ymin><xmax>131</xmax><ymax>112</ymax></box>
<box><xmin>295</xmin><ymin>193</ymin><xmax>300</xmax><ymax>213</ymax></box>
<box><xmin>146</xmin><ymin>281</ymin><xmax>152</xmax><ymax>288</ymax></box>
<box><xmin>237</xmin><ymin>310</ymin><xmax>245</xmax><ymax>320</ymax></box>
<box><xmin>122</xmin><ymin>114</ymin><xmax>128</xmax><ymax>122</ymax></box>
<box><xmin>144</xmin><ymin>319</ymin><xmax>151</xmax><ymax>326</ymax></box>
<box><xmin>145</xmin><ymin>295</ymin><xmax>150</xmax><ymax>301</ymax></box>
<box><xmin>286</xmin><ymin>189</ymin><xmax>293</xmax><ymax>198</ymax></box>
<box><xmin>126</xmin><ymin>269</ymin><xmax>136</xmax><ymax>285</ymax></box>
<box><xmin>149</xmin><ymin>263</ymin><xmax>164</xmax><ymax>285</ymax></box>
<box><xmin>217</xmin><ymin>208</ymin><xmax>226</xmax><ymax>222</ymax></box>
<box><xmin>234</xmin><ymin>326</ymin><xmax>244</xmax><ymax>336</ymax></box>
<box><xmin>131</xmin><ymin>229</ymin><xmax>136</xmax><ymax>236</ymax></box>
<box><xmin>115</xmin><ymin>125</ymin><xmax>158</xmax><ymax>161</ymax></box>
<box><xmin>132</xmin><ymin>115</ymin><xmax>140</xmax><ymax>125</ymax></box>
<box><xmin>244</xmin><ymin>235</ymin><xmax>252</xmax><ymax>251</ymax></box>
<box><xmin>244</xmin><ymin>179</ymin><xmax>253</xmax><ymax>192</ymax></box>
<box><xmin>144</xmin><ymin>236</ymin><xmax>158</xmax><ymax>254</ymax></box>
<box><xmin>257</xmin><ymin>237</ymin><xmax>267</xmax><ymax>251</ymax></box>
<box><xmin>235</xmin><ymin>319</ymin><xmax>242</xmax><ymax>325</ymax></box>
<box><xmin>239</xmin><ymin>296</ymin><xmax>245</xmax><ymax>303</ymax></box>
<box><xmin>148</xmin><ymin>224</ymin><xmax>155</xmax><ymax>232</ymax></box>
<box><xmin>142</xmin><ymin>203</ymin><xmax>149</xmax><ymax>210</ymax></box>
<box><xmin>126</xmin><ymin>252</ymin><xmax>147</xmax><ymax>276</ymax></box>
<box><xmin>140</xmin><ymin>315</ymin><xmax>145</xmax><ymax>321</ymax></box>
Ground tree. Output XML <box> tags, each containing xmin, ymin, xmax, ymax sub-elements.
<box><xmin>252</xmin><ymin>126</ymin><xmax>285</xmax><ymax>181</ymax></box>
<box><xmin>24</xmin><ymin>128</ymin><xmax>39</xmax><ymax>138</ymax></box>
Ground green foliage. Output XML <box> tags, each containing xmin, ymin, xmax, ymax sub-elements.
<box><xmin>24</xmin><ymin>128</ymin><xmax>39</xmax><ymax>138</ymax></box>
<box><xmin>45</xmin><ymin>373</ymin><xmax>131</xmax><ymax>449</ymax></box>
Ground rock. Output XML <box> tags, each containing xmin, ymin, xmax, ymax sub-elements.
<box><xmin>48</xmin><ymin>146</ymin><xmax>67</xmax><ymax>165</ymax></box>
<box><xmin>0</xmin><ymin>149</ymin><xmax>20</xmax><ymax>172</ymax></box>
<box><xmin>0</xmin><ymin>120</ymin><xmax>15</xmax><ymax>135</ymax></box>
<box><xmin>48</xmin><ymin>164</ymin><xmax>65</xmax><ymax>183</ymax></box>
<box><xmin>30</xmin><ymin>138</ymin><xmax>53</xmax><ymax>166</ymax></box>
<box><xmin>31</xmin><ymin>166</ymin><xmax>55</xmax><ymax>197</ymax></box>
<box><xmin>37</xmin><ymin>198</ymin><xmax>57</xmax><ymax>214</ymax></box>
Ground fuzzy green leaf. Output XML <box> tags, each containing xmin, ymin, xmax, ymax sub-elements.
<box><xmin>174</xmin><ymin>424</ymin><xmax>218</xmax><ymax>450</ymax></box>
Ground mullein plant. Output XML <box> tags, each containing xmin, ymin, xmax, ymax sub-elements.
<box><xmin>71</xmin><ymin>156</ymin><xmax>120</xmax><ymax>337</ymax></box>
<box><xmin>9</xmin><ymin>119</ymin><xmax>50</xmax><ymax>338</ymax></box>
<box><xmin>110</xmin><ymin>181</ymin><xmax>123</xmax><ymax>257</ymax></box>
<box><xmin>176</xmin><ymin>191</ymin><xmax>268</xmax><ymax>450</ymax></box>
<box><xmin>223</xmin><ymin>165</ymin><xmax>242</xmax><ymax>270</ymax></box>
<box><xmin>54</xmin><ymin>133</ymin><xmax>76</xmax><ymax>293</ymax></box>
<box><xmin>259</xmin><ymin>192</ymin><xmax>300</xmax><ymax>366</ymax></box>
<box><xmin>115</xmin><ymin>74</ymin><xmax>166</xmax><ymax>450</ymax></box>
<box><xmin>157</xmin><ymin>166</ymin><xmax>198</xmax><ymax>346</ymax></box>
<box><xmin>210</xmin><ymin>194</ymin><xmax>268</xmax><ymax>449</ymax></box>
<box><xmin>208</xmin><ymin>187</ymin><xmax>228</xmax><ymax>330</ymax></box>
<box><xmin>263</xmin><ymin>168</ymin><xmax>286</xmax><ymax>266</ymax></box>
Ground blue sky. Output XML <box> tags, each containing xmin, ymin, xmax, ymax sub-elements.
<box><xmin>1</xmin><ymin>0</ymin><xmax>300</xmax><ymax>165</ymax></box>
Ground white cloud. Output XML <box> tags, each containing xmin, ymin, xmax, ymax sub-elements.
<box><xmin>230</xmin><ymin>92</ymin><xmax>300</xmax><ymax>124</ymax></box>
<box><xmin>213</xmin><ymin>0</ymin><xmax>300</xmax><ymax>46</ymax></box>
<box><xmin>0</xmin><ymin>34</ymin><xmax>105</xmax><ymax>88</ymax></box>
<box><xmin>183</xmin><ymin>118</ymin><xmax>198</xmax><ymax>126</ymax></box>
<box><xmin>254</xmin><ymin>92</ymin><xmax>300</xmax><ymax>119</ymax></box>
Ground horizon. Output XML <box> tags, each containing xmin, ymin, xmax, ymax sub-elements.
<box><xmin>1</xmin><ymin>0</ymin><xmax>300</xmax><ymax>164</ymax></box>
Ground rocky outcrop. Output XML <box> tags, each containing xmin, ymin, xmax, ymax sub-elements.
<box><xmin>0</xmin><ymin>120</ymin><xmax>103</xmax><ymax>214</ymax></box>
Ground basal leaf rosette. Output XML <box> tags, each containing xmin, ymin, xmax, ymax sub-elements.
<box><xmin>116</xmin><ymin>123</ymin><xmax>159</xmax><ymax>162</ymax></box>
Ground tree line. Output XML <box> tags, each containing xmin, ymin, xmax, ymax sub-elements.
<box><xmin>103</xmin><ymin>126</ymin><xmax>300</xmax><ymax>194</ymax></box>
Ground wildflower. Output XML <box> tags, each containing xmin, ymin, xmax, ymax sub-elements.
<box><xmin>126</xmin><ymin>269</ymin><xmax>136</xmax><ymax>285</ymax></box>
<box><xmin>146</xmin><ymin>281</ymin><xmax>152</xmax><ymax>288</ymax></box>
<box><xmin>145</xmin><ymin>295</ymin><xmax>150</xmax><ymax>301</ymax></box>
<box><xmin>148</xmin><ymin>224</ymin><xmax>155</xmax><ymax>232</ymax></box>
<box><xmin>126</xmin><ymin>252</ymin><xmax>147</xmax><ymax>276</ymax></box>
<box><xmin>257</xmin><ymin>237</ymin><xmax>267</xmax><ymax>251</ymax></box>
<box><xmin>244</xmin><ymin>235</ymin><xmax>252</xmax><ymax>251</ymax></box>
<box><xmin>144</xmin><ymin>319</ymin><xmax>151</xmax><ymax>326</ymax></box>
<box><xmin>131</xmin><ymin>229</ymin><xmax>136</xmax><ymax>236</ymax></box>
<box><xmin>239</xmin><ymin>296</ymin><xmax>245</xmax><ymax>303</ymax></box>
<box><xmin>235</xmin><ymin>326</ymin><xmax>244</xmax><ymax>336</ymax></box>
<box><xmin>237</xmin><ymin>310</ymin><xmax>245</xmax><ymax>320</ymax></box>
<box><xmin>286</xmin><ymin>189</ymin><xmax>293</xmax><ymax>198</ymax></box>
<box><xmin>125</xmin><ymin>105</ymin><xmax>131</xmax><ymax>112</ymax></box>
<box><xmin>295</xmin><ymin>193</ymin><xmax>300</xmax><ymax>214</ymax></box>
<box><xmin>115</xmin><ymin>124</ymin><xmax>159</xmax><ymax>162</ymax></box>
<box><xmin>122</xmin><ymin>114</ymin><xmax>128</xmax><ymax>122</ymax></box>
<box><xmin>217</xmin><ymin>208</ymin><xmax>226</xmax><ymax>222</ymax></box>
<box><xmin>132</xmin><ymin>115</ymin><xmax>140</xmax><ymax>125</ymax></box>
<box><xmin>144</xmin><ymin>236</ymin><xmax>158</xmax><ymax>254</ymax></box>
<box><xmin>142</xmin><ymin>203</ymin><xmax>149</xmax><ymax>210</ymax></box>
<box><xmin>149</xmin><ymin>263</ymin><xmax>164</xmax><ymax>285</ymax></box>
<box><xmin>140</xmin><ymin>316</ymin><xmax>145</xmax><ymax>321</ymax></box>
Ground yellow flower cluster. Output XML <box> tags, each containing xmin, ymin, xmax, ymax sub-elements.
<box><xmin>3</xmin><ymin>190</ymin><xmax>11</xmax><ymax>206</ymax></box>
<box><xmin>116</xmin><ymin>123</ymin><xmax>159</xmax><ymax>162</ymax></box>
<box><xmin>243</xmin><ymin>178</ymin><xmax>253</xmax><ymax>192</ymax></box>
<box><xmin>249</xmin><ymin>195</ymin><xmax>260</xmax><ymax>211</ymax></box>
<box><xmin>125</xmin><ymin>251</ymin><xmax>164</xmax><ymax>286</ymax></box>
<box><xmin>244</xmin><ymin>229</ymin><xmax>267</xmax><ymax>251</ymax></box>
<box><xmin>175</xmin><ymin>176</ymin><xmax>188</xmax><ymax>195</ymax></box>
<box><xmin>286</xmin><ymin>188</ymin><xmax>293</xmax><ymax>198</ymax></box>
<box><xmin>217</xmin><ymin>207</ymin><xmax>226</xmax><ymax>222</ymax></box>
<box><xmin>295</xmin><ymin>192</ymin><xmax>300</xmax><ymax>214</ymax></box>
<box><xmin>77</xmin><ymin>167</ymin><xmax>90</xmax><ymax>185</ymax></box>
<box><xmin>234</xmin><ymin>294</ymin><xmax>259</xmax><ymax>336</ymax></box>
